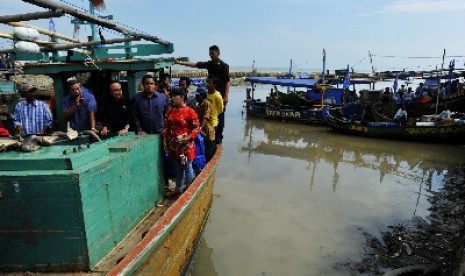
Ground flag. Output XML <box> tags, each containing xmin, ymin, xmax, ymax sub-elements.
<box><xmin>48</xmin><ymin>18</ymin><xmax>56</xmax><ymax>32</ymax></box>
<box><xmin>92</xmin><ymin>0</ymin><xmax>107</xmax><ymax>10</ymax></box>
<box><xmin>392</xmin><ymin>73</ymin><xmax>399</xmax><ymax>93</ymax></box>
<box><xmin>343</xmin><ymin>64</ymin><xmax>350</xmax><ymax>90</ymax></box>
<box><xmin>288</xmin><ymin>59</ymin><xmax>293</xmax><ymax>76</ymax></box>
<box><xmin>73</xmin><ymin>21</ymin><xmax>80</xmax><ymax>40</ymax></box>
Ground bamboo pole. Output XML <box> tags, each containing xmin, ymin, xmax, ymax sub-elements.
<box><xmin>21</xmin><ymin>0</ymin><xmax>170</xmax><ymax>45</ymax></box>
<box><xmin>0</xmin><ymin>36</ymin><xmax>141</xmax><ymax>54</ymax></box>
<box><xmin>0</xmin><ymin>9</ymin><xmax>64</xmax><ymax>24</ymax></box>
<box><xmin>7</xmin><ymin>22</ymin><xmax>80</xmax><ymax>43</ymax></box>
<box><xmin>0</xmin><ymin>30</ymin><xmax>14</xmax><ymax>40</ymax></box>
<box><xmin>42</xmin><ymin>37</ymin><xmax>140</xmax><ymax>51</ymax></box>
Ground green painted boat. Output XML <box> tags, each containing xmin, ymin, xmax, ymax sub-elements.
<box><xmin>327</xmin><ymin>114</ymin><xmax>465</xmax><ymax>143</ymax></box>
<box><xmin>0</xmin><ymin>1</ymin><xmax>222</xmax><ymax>275</ymax></box>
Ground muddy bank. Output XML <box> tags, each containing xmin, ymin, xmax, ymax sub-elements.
<box><xmin>342</xmin><ymin>163</ymin><xmax>465</xmax><ymax>275</ymax></box>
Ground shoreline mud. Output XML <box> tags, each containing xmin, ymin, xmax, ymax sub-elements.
<box><xmin>343</xmin><ymin>163</ymin><xmax>465</xmax><ymax>275</ymax></box>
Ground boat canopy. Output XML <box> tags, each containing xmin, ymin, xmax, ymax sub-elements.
<box><xmin>246</xmin><ymin>77</ymin><xmax>318</xmax><ymax>88</ymax></box>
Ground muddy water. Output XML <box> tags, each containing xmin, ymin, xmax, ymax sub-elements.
<box><xmin>190</xmin><ymin>85</ymin><xmax>465</xmax><ymax>276</ymax></box>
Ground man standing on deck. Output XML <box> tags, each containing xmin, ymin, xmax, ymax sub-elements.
<box><xmin>14</xmin><ymin>84</ymin><xmax>53</xmax><ymax>136</ymax></box>
<box><xmin>63</xmin><ymin>79</ymin><xmax>98</xmax><ymax>132</ymax></box>
<box><xmin>131</xmin><ymin>74</ymin><xmax>167</xmax><ymax>135</ymax></box>
<box><xmin>173</xmin><ymin>45</ymin><xmax>230</xmax><ymax>144</ymax></box>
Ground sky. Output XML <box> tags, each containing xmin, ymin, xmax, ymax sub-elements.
<box><xmin>1</xmin><ymin>0</ymin><xmax>465</xmax><ymax>73</ymax></box>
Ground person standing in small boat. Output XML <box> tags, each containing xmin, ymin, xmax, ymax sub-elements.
<box><xmin>394</xmin><ymin>106</ymin><xmax>408</xmax><ymax>126</ymax></box>
<box><xmin>63</xmin><ymin>78</ymin><xmax>98</xmax><ymax>132</ymax></box>
<box><xmin>14</xmin><ymin>84</ymin><xmax>53</xmax><ymax>136</ymax></box>
<box><xmin>403</xmin><ymin>87</ymin><xmax>414</xmax><ymax>105</ymax></box>
<box><xmin>163</xmin><ymin>88</ymin><xmax>200</xmax><ymax>196</ymax></box>
<box><xmin>173</xmin><ymin>45</ymin><xmax>230</xmax><ymax>144</ymax></box>
<box><xmin>379</xmin><ymin>87</ymin><xmax>393</xmax><ymax>104</ymax></box>
<box><xmin>131</xmin><ymin>75</ymin><xmax>167</xmax><ymax>135</ymax></box>
<box><xmin>395</xmin><ymin>84</ymin><xmax>407</xmax><ymax>103</ymax></box>
<box><xmin>415</xmin><ymin>83</ymin><xmax>425</xmax><ymax>98</ymax></box>
<box><xmin>100</xmin><ymin>81</ymin><xmax>131</xmax><ymax>136</ymax></box>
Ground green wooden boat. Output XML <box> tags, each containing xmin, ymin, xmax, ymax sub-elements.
<box><xmin>0</xmin><ymin>1</ymin><xmax>222</xmax><ymax>275</ymax></box>
<box><xmin>327</xmin><ymin>114</ymin><xmax>465</xmax><ymax>143</ymax></box>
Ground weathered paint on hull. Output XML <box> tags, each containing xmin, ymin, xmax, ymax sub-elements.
<box><xmin>247</xmin><ymin>102</ymin><xmax>326</xmax><ymax>124</ymax></box>
<box><xmin>108</xmin><ymin>146</ymin><xmax>222</xmax><ymax>276</ymax></box>
<box><xmin>245</xmin><ymin>101</ymin><xmax>364</xmax><ymax>125</ymax></box>
<box><xmin>328</xmin><ymin>116</ymin><xmax>465</xmax><ymax>143</ymax></box>
<box><xmin>1</xmin><ymin>145</ymin><xmax>222</xmax><ymax>276</ymax></box>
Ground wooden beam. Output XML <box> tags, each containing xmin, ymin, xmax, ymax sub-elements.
<box><xmin>22</xmin><ymin>0</ymin><xmax>170</xmax><ymax>45</ymax></box>
<box><xmin>7</xmin><ymin>22</ymin><xmax>80</xmax><ymax>43</ymax></box>
<box><xmin>0</xmin><ymin>37</ymin><xmax>141</xmax><ymax>54</ymax></box>
<box><xmin>0</xmin><ymin>9</ymin><xmax>64</xmax><ymax>24</ymax></box>
<box><xmin>42</xmin><ymin>37</ymin><xmax>141</xmax><ymax>51</ymax></box>
<box><xmin>0</xmin><ymin>30</ymin><xmax>14</xmax><ymax>40</ymax></box>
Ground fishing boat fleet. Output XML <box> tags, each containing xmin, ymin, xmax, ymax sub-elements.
<box><xmin>244</xmin><ymin>55</ymin><xmax>465</xmax><ymax>143</ymax></box>
<box><xmin>0</xmin><ymin>0</ymin><xmax>222</xmax><ymax>275</ymax></box>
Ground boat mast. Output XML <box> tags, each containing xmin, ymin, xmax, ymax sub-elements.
<box><xmin>322</xmin><ymin>48</ymin><xmax>326</xmax><ymax>83</ymax></box>
<box><xmin>435</xmin><ymin>49</ymin><xmax>446</xmax><ymax>117</ymax></box>
<box><xmin>288</xmin><ymin>58</ymin><xmax>292</xmax><ymax>92</ymax></box>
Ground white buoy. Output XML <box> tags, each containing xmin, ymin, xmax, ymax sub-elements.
<box><xmin>13</xmin><ymin>27</ymin><xmax>40</xmax><ymax>42</ymax></box>
<box><xmin>15</xmin><ymin>41</ymin><xmax>40</xmax><ymax>54</ymax></box>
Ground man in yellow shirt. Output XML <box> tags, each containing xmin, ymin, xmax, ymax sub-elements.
<box><xmin>206</xmin><ymin>78</ymin><xmax>224</xmax><ymax>129</ymax></box>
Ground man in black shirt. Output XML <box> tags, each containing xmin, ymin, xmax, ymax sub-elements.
<box><xmin>174</xmin><ymin>45</ymin><xmax>230</xmax><ymax>144</ymax></box>
<box><xmin>101</xmin><ymin>81</ymin><xmax>131</xmax><ymax>136</ymax></box>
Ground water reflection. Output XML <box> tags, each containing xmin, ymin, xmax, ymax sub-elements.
<box><xmin>240</xmin><ymin>116</ymin><xmax>460</xmax><ymax>193</ymax></box>
<box><xmin>189</xmin><ymin>237</ymin><xmax>217</xmax><ymax>276</ymax></box>
<box><xmin>192</xmin><ymin>86</ymin><xmax>465</xmax><ymax>275</ymax></box>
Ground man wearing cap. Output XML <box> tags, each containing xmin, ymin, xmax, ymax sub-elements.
<box><xmin>13</xmin><ymin>84</ymin><xmax>53</xmax><ymax>136</ymax></box>
<box><xmin>63</xmin><ymin>79</ymin><xmax>98</xmax><ymax>132</ymax></box>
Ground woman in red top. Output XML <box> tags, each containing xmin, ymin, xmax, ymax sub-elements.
<box><xmin>163</xmin><ymin>88</ymin><xmax>200</xmax><ymax>196</ymax></box>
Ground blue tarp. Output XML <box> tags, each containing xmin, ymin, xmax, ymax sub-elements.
<box><xmin>246</xmin><ymin>77</ymin><xmax>318</xmax><ymax>88</ymax></box>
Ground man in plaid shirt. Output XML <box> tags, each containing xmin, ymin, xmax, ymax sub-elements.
<box><xmin>14</xmin><ymin>84</ymin><xmax>53</xmax><ymax>136</ymax></box>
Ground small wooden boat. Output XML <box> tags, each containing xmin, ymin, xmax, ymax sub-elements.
<box><xmin>327</xmin><ymin>114</ymin><xmax>465</xmax><ymax>143</ymax></box>
<box><xmin>244</xmin><ymin>76</ymin><xmax>377</xmax><ymax>124</ymax></box>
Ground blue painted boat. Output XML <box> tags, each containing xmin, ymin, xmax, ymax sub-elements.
<box><xmin>327</xmin><ymin>114</ymin><xmax>465</xmax><ymax>143</ymax></box>
<box><xmin>244</xmin><ymin>76</ymin><xmax>370</xmax><ymax>124</ymax></box>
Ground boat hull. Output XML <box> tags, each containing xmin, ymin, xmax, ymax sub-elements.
<box><xmin>363</xmin><ymin>91</ymin><xmax>465</xmax><ymax>122</ymax></box>
<box><xmin>108</xmin><ymin>146</ymin><xmax>222</xmax><ymax>276</ymax></box>
<box><xmin>0</xmin><ymin>137</ymin><xmax>222</xmax><ymax>275</ymax></box>
<box><xmin>328</xmin><ymin>116</ymin><xmax>465</xmax><ymax>143</ymax></box>
<box><xmin>245</xmin><ymin>101</ymin><xmax>366</xmax><ymax>126</ymax></box>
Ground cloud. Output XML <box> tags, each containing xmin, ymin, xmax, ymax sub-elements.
<box><xmin>367</xmin><ymin>0</ymin><xmax>465</xmax><ymax>15</ymax></box>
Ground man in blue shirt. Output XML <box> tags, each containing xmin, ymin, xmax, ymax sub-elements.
<box><xmin>131</xmin><ymin>75</ymin><xmax>167</xmax><ymax>134</ymax></box>
<box><xmin>63</xmin><ymin>79</ymin><xmax>98</xmax><ymax>132</ymax></box>
<box><xmin>14</xmin><ymin>84</ymin><xmax>53</xmax><ymax>135</ymax></box>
